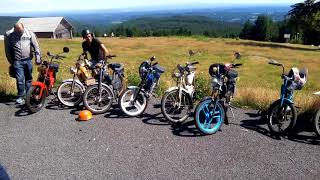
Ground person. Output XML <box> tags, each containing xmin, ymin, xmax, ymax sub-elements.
<box><xmin>81</xmin><ymin>29</ymin><xmax>109</xmax><ymax>68</ymax></box>
<box><xmin>4</xmin><ymin>23</ymin><xmax>41</xmax><ymax>105</ymax></box>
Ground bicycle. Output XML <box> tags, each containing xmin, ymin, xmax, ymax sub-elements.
<box><xmin>119</xmin><ymin>56</ymin><xmax>165</xmax><ymax>117</ymax></box>
<box><xmin>82</xmin><ymin>55</ymin><xmax>125</xmax><ymax>114</ymax></box>
<box><xmin>161</xmin><ymin>61</ymin><xmax>199</xmax><ymax>123</ymax></box>
<box><xmin>194</xmin><ymin>58</ymin><xmax>242</xmax><ymax>135</ymax></box>
<box><xmin>56</xmin><ymin>54</ymin><xmax>94</xmax><ymax>107</ymax></box>
<box><xmin>26</xmin><ymin>47</ymin><xmax>69</xmax><ymax>113</ymax></box>
<box><xmin>267</xmin><ymin>60</ymin><xmax>307</xmax><ymax>135</ymax></box>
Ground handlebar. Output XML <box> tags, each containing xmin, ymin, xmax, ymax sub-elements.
<box><xmin>190</xmin><ymin>61</ymin><xmax>199</xmax><ymax>65</ymax></box>
<box><xmin>268</xmin><ymin>62</ymin><xmax>282</xmax><ymax>66</ymax></box>
<box><xmin>106</xmin><ymin>55</ymin><xmax>116</xmax><ymax>59</ymax></box>
<box><xmin>232</xmin><ymin>63</ymin><xmax>242</xmax><ymax>67</ymax></box>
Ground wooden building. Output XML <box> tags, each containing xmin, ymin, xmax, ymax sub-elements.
<box><xmin>17</xmin><ymin>17</ymin><xmax>73</xmax><ymax>39</ymax></box>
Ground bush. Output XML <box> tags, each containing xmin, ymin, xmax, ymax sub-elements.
<box><xmin>194</xmin><ymin>73</ymin><xmax>211</xmax><ymax>100</ymax></box>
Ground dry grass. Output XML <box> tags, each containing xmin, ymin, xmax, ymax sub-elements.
<box><xmin>0</xmin><ymin>37</ymin><xmax>319</xmax><ymax>111</ymax></box>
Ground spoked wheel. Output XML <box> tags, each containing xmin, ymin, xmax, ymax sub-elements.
<box><xmin>161</xmin><ymin>89</ymin><xmax>192</xmax><ymax>123</ymax></box>
<box><xmin>83</xmin><ymin>85</ymin><xmax>113</xmax><ymax>114</ymax></box>
<box><xmin>26</xmin><ymin>86</ymin><xmax>47</xmax><ymax>113</ymax></box>
<box><xmin>267</xmin><ymin>100</ymin><xmax>297</xmax><ymax>135</ymax></box>
<box><xmin>119</xmin><ymin>88</ymin><xmax>147</xmax><ymax>117</ymax></box>
<box><xmin>314</xmin><ymin>109</ymin><xmax>320</xmax><ymax>137</ymax></box>
<box><xmin>57</xmin><ymin>81</ymin><xmax>84</xmax><ymax>107</ymax></box>
<box><xmin>194</xmin><ymin>98</ymin><xmax>224</xmax><ymax>135</ymax></box>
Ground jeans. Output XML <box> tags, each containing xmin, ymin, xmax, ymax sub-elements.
<box><xmin>13</xmin><ymin>59</ymin><xmax>33</xmax><ymax>98</ymax></box>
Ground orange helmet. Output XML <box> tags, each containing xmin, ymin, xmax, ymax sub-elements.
<box><xmin>78</xmin><ymin>110</ymin><xmax>93</xmax><ymax>121</ymax></box>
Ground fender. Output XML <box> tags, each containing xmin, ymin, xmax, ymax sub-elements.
<box><xmin>127</xmin><ymin>86</ymin><xmax>139</xmax><ymax>90</ymax></box>
<box><xmin>280</xmin><ymin>98</ymin><xmax>294</xmax><ymax>106</ymax></box>
<box><xmin>90</xmin><ymin>82</ymin><xmax>115</xmax><ymax>100</ymax></box>
<box><xmin>165</xmin><ymin>86</ymin><xmax>191</xmax><ymax>95</ymax></box>
<box><xmin>31</xmin><ymin>81</ymin><xmax>48</xmax><ymax>97</ymax></box>
<box><xmin>127</xmin><ymin>86</ymin><xmax>148</xmax><ymax>94</ymax></box>
<box><xmin>199</xmin><ymin>96</ymin><xmax>224</xmax><ymax>105</ymax></box>
<box><xmin>62</xmin><ymin>79</ymin><xmax>86</xmax><ymax>92</ymax></box>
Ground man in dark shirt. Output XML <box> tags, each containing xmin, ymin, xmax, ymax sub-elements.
<box><xmin>81</xmin><ymin>29</ymin><xmax>109</xmax><ymax>67</ymax></box>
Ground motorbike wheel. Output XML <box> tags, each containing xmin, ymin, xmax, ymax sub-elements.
<box><xmin>194</xmin><ymin>98</ymin><xmax>224</xmax><ymax>135</ymax></box>
<box><xmin>83</xmin><ymin>84</ymin><xmax>113</xmax><ymax>114</ymax></box>
<box><xmin>57</xmin><ymin>81</ymin><xmax>84</xmax><ymax>107</ymax></box>
<box><xmin>314</xmin><ymin>109</ymin><xmax>320</xmax><ymax>137</ymax></box>
<box><xmin>26</xmin><ymin>86</ymin><xmax>47</xmax><ymax>113</ymax></box>
<box><xmin>161</xmin><ymin>89</ymin><xmax>192</xmax><ymax>123</ymax></box>
<box><xmin>267</xmin><ymin>100</ymin><xmax>297</xmax><ymax>135</ymax></box>
<box><xmin>119</xmin><ymin>88</ymin><xmax>148</xmax><ymax>117</ymax></box>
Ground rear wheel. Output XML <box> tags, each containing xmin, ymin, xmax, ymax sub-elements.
<box><xmin>26</xmin><ymin>86</ymin><xmax>47</xmax><ymax>113</ymax></box>
<box><xmin>314</xmin><ymin>109</ymin><xmax>320</xmax><ymax>137</ymax></box>
<box><xmin>267</xmin><ymin>100</ymin><xmax>297</xmax><ymax>135</ymax></box>
<box><xmin>57</xmin><ymin>81</ymin><xmax>84</xmax><ymax>107</ymax></box>
<box><xmin>161</xmin><ymin>89</ymin><xmax>192</xmax><ymax>123</ymax></box>
<box><xmin>83</xmin><ymin>84</ymin><xmax>113</xmax><ymax>114</ymax></box>
<box><xmin>194</xmin><ymin>98</ymin><xmax>224</xmax><ymax>135</ymax></box>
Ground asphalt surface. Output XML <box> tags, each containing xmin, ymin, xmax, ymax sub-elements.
<box><xmin>0</xmin><ymin>97</ymin><xmax>319</xmax><ymax>179</ymax></box>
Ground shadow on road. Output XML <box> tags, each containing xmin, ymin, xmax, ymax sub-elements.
<box><xmin>170</xmin><ymin>120</ymin><xmax>206</xmax><ymax>137</ymax></box>
<box><xmin>240</xmin><ymin>111</ymin><xmax>320</xmax><ymax>145</ymax></box>
<box><xmin>0</xmin><ymin>163</ymin><xmax>10</xmax><ymax>180</ymax></box>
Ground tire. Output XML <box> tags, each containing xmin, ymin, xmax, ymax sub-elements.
<box><xmin>194</xmin><ymin>98</ymin><xmax>225</xmax><ymax>135</ymax></box>
<box><xmin>83</xmin><ymin>84</ymin><xmax>113</xmax><ymax>114</ymax></box>
<box><xmin>267</xmin><ymin>100</ymin><xmax>297</xmax><ymax>135</ymax></box>
<box><xmin>314</xmin><ymin>109</ymin><xmax>320</xmax><ymax>137</ymax></box>
<box><xmin>161</xmin><ymin>89</ymin><xmax>192</xmax><ymax>123</ymax></box>
<box><xmin>119</xmin><ymin>88</ymin><xmax>148</xmax><ymax>117</ymax></box>
<box><xmin>26</xmin><ymin>86</ymin><xmax>47</xmax><ymax>113</ymax></box>
<box><xmin>57</xmin><ymin>81</ymin><xmax>84</xmax><ymax>107</ymax></box>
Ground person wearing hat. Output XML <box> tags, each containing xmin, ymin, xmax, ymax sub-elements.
<box><xmin>81</xmin><ymin>29</ymin><xmax>109</xmax><ymax>68</ymax></box>
<box><xmin>4</xmin><ymin>23</ymin><xmax>42</xmax><ymax>105</ymax></box>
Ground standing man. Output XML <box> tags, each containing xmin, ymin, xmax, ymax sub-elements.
<box><xmin>4</xmin><ymin>23</ymin><xmax>41</xmax><ymax>105</ymax></box>
<box><xmin>81</xmin><ymin>29</ymin><xmax>109</xmax><ymax>68</ymax></box>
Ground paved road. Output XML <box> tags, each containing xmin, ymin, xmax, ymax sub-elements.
<box><xmin>0</xmin><ymin>98</ymin><xmax>319</xmax><ymax>179</ymax></box>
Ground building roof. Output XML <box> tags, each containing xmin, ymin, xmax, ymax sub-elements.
<box><xmin>17</xmin><ymin>17</ymin><xmax>72</xmax><ymax>33</ymax></box>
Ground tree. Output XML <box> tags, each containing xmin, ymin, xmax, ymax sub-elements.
<box><xmin>239</xmin><ymin>20</ymin><xmax>254</xmax><ymax>39</ymax></box>
<box><xmin>288</xmin><ymin>0</ymin><xmax>320</xmax><ymax>44</ymax></box>
<box><xmin>252</xmin><ymin>15</ymin><xmax>278</xmax><ymax>41</ymax></box>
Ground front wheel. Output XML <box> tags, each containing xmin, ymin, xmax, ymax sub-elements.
<box><xmin>267</xmin><ymin>100</ymin><xmax>297</xmax><ymax>135</ymax></box>
<box><xmin>161</xmin><ymin>89</ymin><xmax>192</xmax><ymax>123</ymax></box>
<box><xmin>26</xmin><ymin>86</ymin><xmax>47</xmax><ymax>113</ymax></box>
<box><xmin>119</xmin><ymin>88</ymin><xmax>148</xmax><ymax>117</ymax></box>
<box><xmin>57</xmin><ymin>81</ymin><xmax>84</xmax><ymax>107</ymax></box>
<box><xmin>83</xmin><ymin>84</ymin><xmax>113</xmax><ymax>114</ymax></box>
<box><xmin>314</xmin><ymin>109</ymin><xmax>320</xmax><ymax>137</ymax></box>
<box><xmin>194</xmin><ymin>98</ymin><xmax>225</xmax><ymax>135</ymax></box>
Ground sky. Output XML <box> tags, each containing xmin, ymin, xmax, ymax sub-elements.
<box><xmin>1</xmin><ymin>0</ymin><xmax>303</xmax><ymax>14</ymax></box>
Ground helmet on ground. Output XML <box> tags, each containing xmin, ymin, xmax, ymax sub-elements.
<box><xmin>81</xmin><ymin>29</ymin><xmax>92</xmax><ymax>38</ymax></box>
<box><xmin>78</xmin><ymin>110</ymin><xmax>93</xmax><ymax>121</ymax></box>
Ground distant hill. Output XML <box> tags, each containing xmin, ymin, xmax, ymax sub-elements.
<box><xmin>0</xmin><ymin>16</ymin><xmax>20</xmax><ymax>34</ymax></box>
<box><xmin>109</xmin><ymin>16</ymin><xmax>242</xmax><ymax>37</ymax></box>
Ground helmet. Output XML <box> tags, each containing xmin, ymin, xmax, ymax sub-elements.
<box><xmin>287</xmin><ymin>67</ymin><xmax>308</xmax><ymax>90</ymax></box>
<box><xmin>81</xmin><ymin>29</ymin><xmax>92</xmax><ymax>38</ymax></box>
<box><xmin>78</xmin><ymin>110</ymin><xmax>93</xmax><ymax>121</ymax></box>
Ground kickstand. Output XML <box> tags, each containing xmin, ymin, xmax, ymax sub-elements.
<box><xmin>229</xmin><ymin>106</ymin><xmax>235</xmax><ymax>120</ymax></box>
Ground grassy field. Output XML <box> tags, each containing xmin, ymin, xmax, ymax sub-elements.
<box><xmin>1</xmin><ymin>36</ymin><xmax>319</xmax><ymax>111</ymax></box>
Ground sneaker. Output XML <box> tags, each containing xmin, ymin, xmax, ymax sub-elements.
<box><xmin>16</xmin><ymin>97</ymin><xmax>25</xmax><ymax>105</ymax></box>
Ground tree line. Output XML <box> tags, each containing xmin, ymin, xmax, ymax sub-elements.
<box><xmin>240</xmin><ymin>0</ymin><xmax>320</xmax><ymax>45</ymax></box>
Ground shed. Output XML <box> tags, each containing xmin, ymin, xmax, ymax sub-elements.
<box><xmin>17</xmin><ymin>17</ymin><xmax>73</xmax><ymax>39</ymax></box>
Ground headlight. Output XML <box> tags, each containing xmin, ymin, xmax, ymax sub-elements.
<box><xmin>69</xmin><ymin>67</ymin><xmax>77</xmax><ymax>74</ymax></box>
<box><xmin>211</xmin><ymin>77</ymin><xmax>221</xmax><ymax>90</ymax></box>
